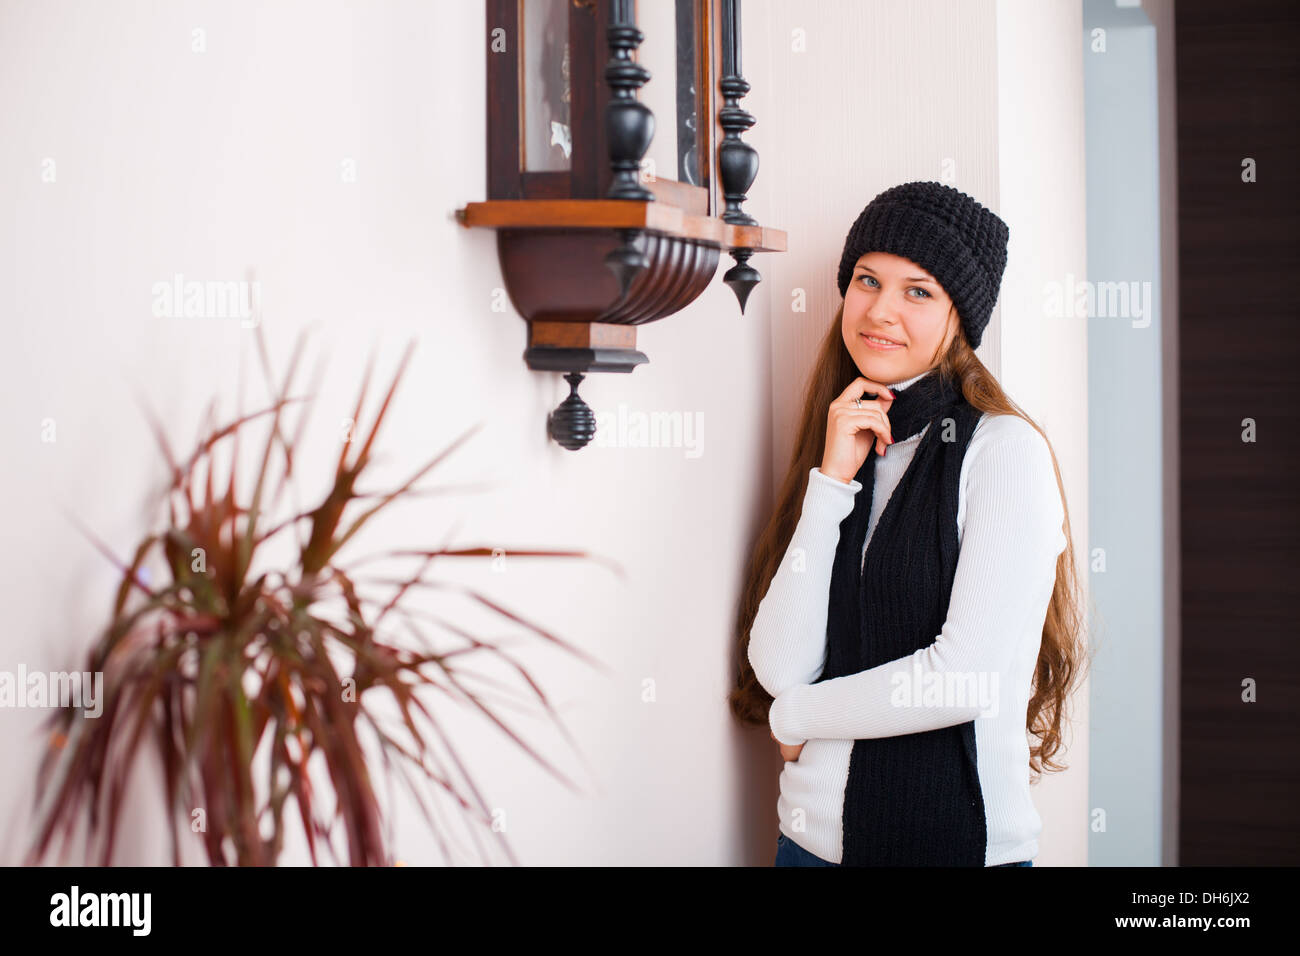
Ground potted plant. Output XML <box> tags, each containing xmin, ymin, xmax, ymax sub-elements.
<box><xmin>27</xmin><ymin>330</ymin><xmax>610</xmax><ymax>866</ymax></box>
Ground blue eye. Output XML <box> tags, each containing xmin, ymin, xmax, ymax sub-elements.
<box><xmin>856</xmin><ymin>274</ymin><xmax>932</xmax><ymax>299</ymax></box>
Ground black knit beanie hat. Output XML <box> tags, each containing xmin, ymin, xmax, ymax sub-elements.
<box><xmin>836</xmin><ymin>181</ymin><xmax>1010</xmax><ymax>350</ymax></box>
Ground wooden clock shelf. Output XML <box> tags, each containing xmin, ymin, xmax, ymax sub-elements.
<box><xmin>456</xmin><ymin>199</ymin><xmax>787</xmax><ymax>254</ymax></box>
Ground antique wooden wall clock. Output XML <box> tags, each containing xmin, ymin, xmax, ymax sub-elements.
<box><xmin>456</xmin><ymin>0</ymin><xmax>786</xmax><ymax>449</ymax></box>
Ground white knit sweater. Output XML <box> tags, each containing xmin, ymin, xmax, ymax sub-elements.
<box><xmin>748</xmin><ymin>371</ymin><xmax>1067</xmax><ymax>865</ymax></box>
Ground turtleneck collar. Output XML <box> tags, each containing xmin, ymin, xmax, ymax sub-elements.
<box><xmin>886</xmin><ymin>369</ymin><xmax>933</xmax><ymax>390</ymax></box>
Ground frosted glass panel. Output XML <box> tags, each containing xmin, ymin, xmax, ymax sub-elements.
<box><xmin>636</xmin><ymin>0</ymin><xmax>698</xmax><ymax>186</ymax></box>
<box><xmin>522</xmin><ymin>0</ymin><xmax>571</xmax><ymax>171</ymax></box>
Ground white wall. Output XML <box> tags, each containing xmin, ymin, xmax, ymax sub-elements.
<box><xmin>996</xmin><ymin>0</ymin><xmax>1091</xmax><ymax>866</ymax></box>
<box><xmin>0</xmin><ymin>0</ymin><xmax>769</xmax><ymax>866</ymax></box>
<box><xmin>0</xmin><ymin>0</ymin><xmax>1090</xmax><ymax>865</ymax></box>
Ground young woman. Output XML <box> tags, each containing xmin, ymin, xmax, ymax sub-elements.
<box><xmin>729</xmin><ymin>181</ymin><xmax>1088</xmax><ymax>867</ymax></box>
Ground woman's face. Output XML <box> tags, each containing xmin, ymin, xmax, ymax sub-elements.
<box><xmin>842</xmin><ymin>251</ymin><xmax>959</xmax><ymax>383</ymax></box>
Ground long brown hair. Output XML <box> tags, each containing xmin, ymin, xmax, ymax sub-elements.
<box><xmin>728</xmin><ymin>301</ymin><xmax>1091</xmax><ymax>778</ymax></box>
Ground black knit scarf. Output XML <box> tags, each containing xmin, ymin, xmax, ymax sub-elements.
<box><xmin>817</xmin><ymin>368</ymin><xmax>986</xmax><ymax>866</ymax></box>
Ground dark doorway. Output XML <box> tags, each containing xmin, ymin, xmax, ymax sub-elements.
<box><xmin>1175</xmin><ymin>0</ymin><xmax>1300</xmax><ymax>865</ymax></box>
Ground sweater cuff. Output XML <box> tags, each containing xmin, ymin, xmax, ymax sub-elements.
<box><xmin>769</xmin><ymin>684</ymin><xmax>808</xmax><ymax>747</ymax></box>
<box><xmin>808</xmin><ymin>466</ymin><xmax>862</xmax><ymax>499</ymax></box>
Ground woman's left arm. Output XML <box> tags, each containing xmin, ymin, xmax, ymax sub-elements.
<box><xmin>767</xmin><ymin>426</ymin><xmax>1067</xmax><ymax>747</ymax></box>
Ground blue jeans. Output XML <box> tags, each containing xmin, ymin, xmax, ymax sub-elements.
<box><xmin>774</xmin><ymin>831</ymin><xmax>1032</xmax><ymax>867</ymax></box>
<box><xmin>775</xmin><ymin>831</ymin><xmax>838</xmax><ymax>866</ymax></box>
